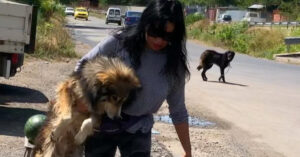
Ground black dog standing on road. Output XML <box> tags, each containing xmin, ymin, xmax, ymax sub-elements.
<box><xmin>197</xmin><ymin>50</ymin><xmax>235</xmax><ymax>83</ymax></box>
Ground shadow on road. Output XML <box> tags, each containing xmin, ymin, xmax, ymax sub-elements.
<box><xmin>0</xmin><ymin>84</ymin><xmax>49</xmax><ymax>105</ymax></box>
<box><xmin>65</xmin><ymin>24</ymin><xmax>118</xmax><ymax>30</ymax></box>
<box><xmin>207</xmin><ymin>81</ymin><xmax>248</xmax><ymax>87</ymax></box>
<box><xmin>0</xmin><ymin>106</ymin><xmax>46</xmax><ymax>137</ymax></box>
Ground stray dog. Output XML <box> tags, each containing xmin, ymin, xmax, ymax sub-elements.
<box><xmin>197</xmin><ymin>50</ymin><xmax>235</xmax><ymax>82</ymax></box>
<box><xmin>33</xmin><ymin>57</ymin><xmax>141</xmax><ymax>157</ymax></box>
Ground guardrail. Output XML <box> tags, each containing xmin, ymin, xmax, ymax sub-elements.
<box><xmin>284</xmin><ymin>37</ymin><xmax>300</xmax><ymax>53</ymax></box>
<box><xmin>248</xmin><ymin>21</ymin><xmax>300</xmax><ymax>28</ymax></box>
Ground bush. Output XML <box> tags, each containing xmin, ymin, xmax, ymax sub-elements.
<box><xmin>40</xmin><ymin>0</ymin><xmax>65</xmax><ymax>20</ymax></box>
<box><xmin>33</xmin><ymin>13</ymin><xmax>76</xmax><ymax>59</ymax></box>
<box><xmin>185</xmin><ymin>13</ymin><xmax>205</xmax><ymax>26</ymax></box>
<box><xmin>13</xmin><ymin>0</ymin><xmax>77</xmax><ymax>59</ymax></box>
<box><xmin>232</xmin><ymin>34</ymin><xmax>251</xmax><ymax>54</ymax></box>
<box><xmin>215</xmin><ymin>22</ymin><xmax>248</xmax><ymax>45</ymax></box>
<box><xmin>245</xmin><ymin>28</ymin><xmax>284</xmax><ymax>57</ymax></box>
<box><xmin>187</xmin><ymin>21</ymin><xmax>295</xmax><ymax>59</ymax></box>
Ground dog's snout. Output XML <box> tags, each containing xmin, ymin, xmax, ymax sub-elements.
<box><xmin>107</xmin><ymin>115</ymin><xmax>122</xmax><ymax>120</ymax></box>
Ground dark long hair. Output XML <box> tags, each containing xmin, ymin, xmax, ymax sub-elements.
<box><xmin>115</xmin><ymin>0</ymin><xmax>190</xmax><ymax>81</ymax></box>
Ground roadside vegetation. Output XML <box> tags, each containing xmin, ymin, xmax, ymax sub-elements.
<box><xmin>34</xmin><ymin>12</ymin><xmax>76</xmax><ymax>59</ymax></box>
<box><xmin>186</xmin><ymin>14</ymin><xmax>300</xmax><ymax>59</ymax></box>
<box><xmin>13</xmin><ymin>0</ymin><xmax>77</xmax><ymax>59</ymax></box>
<box><xmin>181</xmin><ymin>0</ymin><xmax>300</xmax><ymax>59</ymax></box>
<box><xmin>34</xmin><ymin>0</ymin><xmax>76</xmax><ymax>59</ymax></box>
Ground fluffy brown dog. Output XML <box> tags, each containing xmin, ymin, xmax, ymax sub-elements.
<box><xmin>33</xmin><ymin>57</ymin><xmax>141</xmax><ymax>157</ymax></box>
<box><xmin>197</xmin><ymin>50</ymin><xmax>235</xmax><ymax>82</ymax></box>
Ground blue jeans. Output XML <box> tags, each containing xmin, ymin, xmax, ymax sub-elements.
<box><xmin>84</xmin><ymin>131</ymin><xmax>151</xmax><ymax>157</ymax></box>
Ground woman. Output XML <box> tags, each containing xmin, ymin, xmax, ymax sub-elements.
<box><xmin>75</xmin><ymin>0</ymin><xmax>192</xmax><ymax>156</ymax></box>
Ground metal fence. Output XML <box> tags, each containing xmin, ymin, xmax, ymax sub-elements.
<box><xmin>248</xmin><ymin>21</ymin><xmax>300</xmax><ymax>29</ymax></box>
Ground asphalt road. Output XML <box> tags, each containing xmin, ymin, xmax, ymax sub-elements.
<box><xmin>66</xmin><ymin>15</ymin><xmax>300</xmax><ymax>157</ymax></box>
<box><xmin>66</xmin><ymin>16</ymin><xmax>122</xmax><ymax>47</ymax></box>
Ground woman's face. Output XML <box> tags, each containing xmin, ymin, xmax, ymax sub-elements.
<box><xmin>145</xmin><ymin>21</ymin><xmax>175</xmax><ymax>51</ymax></box>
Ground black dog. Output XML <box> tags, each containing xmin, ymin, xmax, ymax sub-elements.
<box><xmin>197</xmin><ymin>50</ymin><xmax>235</xmax><ymax>82</ymax></box>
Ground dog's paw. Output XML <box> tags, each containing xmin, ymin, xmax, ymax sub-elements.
<box><xmin>74</xmin><ymin>132</ymin><xmax>86</xmax><ymax>145</ymax></box>
<box><xmin>218</xmin><ymin>77</ymin><xmax>226</xmax><ymax>83</ymax></box>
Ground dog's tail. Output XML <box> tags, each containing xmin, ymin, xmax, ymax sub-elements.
<box><xmin>197</xmin><ymin>65</ymin><xmax>202</xmax><ymax>71</ymax></box>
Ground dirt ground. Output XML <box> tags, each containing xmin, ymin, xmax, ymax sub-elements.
<box><xmin>0</xmin><ymin>41</ymin><xmax>277</xmax><ymax>157</ymax></box>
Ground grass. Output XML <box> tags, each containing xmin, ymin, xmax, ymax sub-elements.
<box><xmin>187</xmin><ymin>20</ymin><xmax>300</xmax><ymax>59</ymax></box>
<box><xmin>31</xmin><ymin>13</ymin><xmax>77</xmax><ymax>60</ymax></box>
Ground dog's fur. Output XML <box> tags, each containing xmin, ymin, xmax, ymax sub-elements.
<box><xmin>197</xmin><ymin>50</ymin><xmax>235</xmax><ymax>82</ymax></box>
<box><xmin>33</xmin><ymin>57</ymin><xmax>141</xmax><ymax>157</ymax></box>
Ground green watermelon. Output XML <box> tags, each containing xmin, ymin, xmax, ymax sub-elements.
<box><xmin>24</xmin><ymin>114</ymin><xmax>46</xmax><ymax>144</ymax></box>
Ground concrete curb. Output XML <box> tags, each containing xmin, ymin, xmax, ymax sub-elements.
<box><xmin>274</xmin><ymin>52</ymin><xmax>300</xmax><ymax>65</ymax></box>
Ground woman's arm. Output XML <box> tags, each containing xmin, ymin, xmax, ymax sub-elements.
<box><xmin>74</xmin><ymin>36</ymin><xmax>120</xmax><ymax>72</ymax></box>
<box><xmin>167</xmin><ymin>75</ymin><xmax>191</xmax><ymax>156</ymax></box>
<box><xmin>174</xmin><ymin>122</ymin><xmax>192</xmax><ymax>157</ymax></box>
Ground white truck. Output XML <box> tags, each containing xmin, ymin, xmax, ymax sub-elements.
<box><xmin>0</xmin><ymin>0</ymin><xmax>37</xmax><ymax>78</ymax></box>
<box><xmin>242</xmin><ymin>12</ymin><xmax>266</xmax><ymax>23</ymax></box>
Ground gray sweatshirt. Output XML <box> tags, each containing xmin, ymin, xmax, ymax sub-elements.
<box><xmin>75</xmin><ymin>36</ymin><xmax>188</xmax><ymax>133</ymax></box>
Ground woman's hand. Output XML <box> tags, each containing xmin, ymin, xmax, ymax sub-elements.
<box><xmin>183</xmin><ymin>152</ymin><xmax>192</xmax><ymax>157</ymax></box>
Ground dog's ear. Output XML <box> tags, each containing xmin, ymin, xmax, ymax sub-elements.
<box><xmin>96</xmin><ymin>72</ymin><xmax>110</xmax><ymax>85</ymax></box>
<box><xmin>128</xmin><ymin>75</ymin><xmax>141</xmax><ymax>89</ymax></box>
<box><xmin>226</xmin><ymin>51</ymin><xmax>235</xmax><ymax>61</ymax></box>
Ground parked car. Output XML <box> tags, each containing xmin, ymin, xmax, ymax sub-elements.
<box><xmin>105</xmin><ymin>7</ymin><xmax>122</xmax><ymax>25</ymax></box>
<box><xmin>217</xmin><ymin>14</ymin><xmax>232</xmax><ymax>23</ymax></box>
<box><xmin>74</xmin><ymin>7</ymin><xmax>88</xmax><ymax>20</ymax></box>
<box><xmin>64</xmin><ymin>7</ymin><xmax>74</xmax><ymax>16</ymax></box>
<box><xmin>123</xmin><ymin>11</ymin><xmax>142</xmax><ymax>27</ymax></box>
